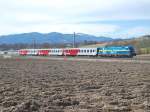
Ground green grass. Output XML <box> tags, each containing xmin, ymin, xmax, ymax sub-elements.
<box><xmin>139</xmin><ymin>48</ymin><xmax>150</xmax><ymax>54</ymax></box>
<box><xmin>79</xmin><ymin>43</ymin><xmax>107</xmax><ymax>48</ymax></box>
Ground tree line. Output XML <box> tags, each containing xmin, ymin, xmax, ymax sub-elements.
<box><xmin>0</xmin><ymin>41</ymin><xmax>98</xmax><ymax>51</ymax></box>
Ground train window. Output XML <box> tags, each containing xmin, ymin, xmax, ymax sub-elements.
<box><xmin>84</xmin><ymin>50</ymin><xmax>86</xmax><ymax>53</ymax></box>
<box><xmin>87</xmin><ymin>50</ymin><xmax>89</xmax><ymax>53</ymax></box>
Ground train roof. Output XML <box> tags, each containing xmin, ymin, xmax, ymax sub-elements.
<box><xmin>99</xmin><ymin>45</ymin><xmax>134</xmax><ymax>48</ymax></box>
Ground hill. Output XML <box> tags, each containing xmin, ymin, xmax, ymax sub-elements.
<box><xmin>107</xmin><ymin>35</ymin><xmax>150</xmax><ymax>54</ymax></box>
<box><xmin>0</xmin><ymin>32</ymin><xmax>114</xmax><ymax>44</ymax></box>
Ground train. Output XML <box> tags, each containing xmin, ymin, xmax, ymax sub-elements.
<box><xmin>18</xmin><ymin>45</ymin><xmax>136</xmax><ymax>58</ymax></box>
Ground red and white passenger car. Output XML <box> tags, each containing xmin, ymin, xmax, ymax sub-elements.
<box><xmin>18</xmin><ymin>48</ymin><xmax>97</xmax><ymax>56</ymax></box>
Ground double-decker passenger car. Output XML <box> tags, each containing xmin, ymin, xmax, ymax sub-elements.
<box><xmin>62</xmin><ymin>48</ymin><xmax>97</xmax><ymax>56</ymax></box>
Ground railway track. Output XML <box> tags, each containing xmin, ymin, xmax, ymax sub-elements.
<box><xmin>15</xmin><ymin>55</ymin><xmax>150</xmax><ymax>64</ymax></box>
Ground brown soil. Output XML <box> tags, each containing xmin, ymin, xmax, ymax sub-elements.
<box><xmin>0</xmin><ymin>58</ymin><xmax>150</xmax><ymax>112</ymax></box>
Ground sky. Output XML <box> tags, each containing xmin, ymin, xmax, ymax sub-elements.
<box><xmin>0</xmin><ymin>0</ymin><xmax>150</xmax><ymax>38</ymax></box>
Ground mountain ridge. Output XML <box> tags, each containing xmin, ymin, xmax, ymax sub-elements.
<box><xmin>0</xmin><ymin>32</ymin><xmax>114</xmax><ymax>44</ymax></box>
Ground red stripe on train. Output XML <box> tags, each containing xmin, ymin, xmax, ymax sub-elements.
<box><xmin>63</xmin><ymin>49</ymin><xmax>79</xmax><ymax>56</ymax></box>
<box><xmin>19</xmin><ymin>50</ymin><xmax>28</xmax><ymax>55</ymax></box>
<box><xmin>38</xmin><ymin>50</ymin><xmax>50</xmax><ymax>56</ymax></box>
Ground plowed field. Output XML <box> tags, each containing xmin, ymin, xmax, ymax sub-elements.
<box><xmin>0</xmin><ymin>57</ymin><xmax>150</xmax><ymax>112</ymax></box>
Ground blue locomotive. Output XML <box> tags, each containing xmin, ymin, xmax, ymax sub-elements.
<box><xmin>97</xmin><ymin>45</ymin><xmax>136</xmax><ymax>57</ymax></box>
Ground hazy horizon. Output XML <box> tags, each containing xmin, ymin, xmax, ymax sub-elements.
<box><xmin>0</xmin><ymin>0</ymin><xmax>150</xmax><ymax>38</ymax></box>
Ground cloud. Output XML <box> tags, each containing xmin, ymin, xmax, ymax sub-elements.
<box><xmin>104</xmin><ymin>26</ymin><xmax>150</xmax><ymax>39</ymax></box>
<box><xmin>0</xmin><ymin>23</ymin><xmax>120</xmax><ymax>36</ymax></box>
<box><xmin>10</xmin><ymin>0</ymin><xmax>149</xmax><ymax>20</ymax></box>
<box><xmin>0</xmin><ymin>0</ymin><xmax>150</xmax><ymax>37</ymax></box>
<box><xmin>126</xmin><ymin>27</ymin><xmax>150</xmax><ymax>37</ymax></box>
